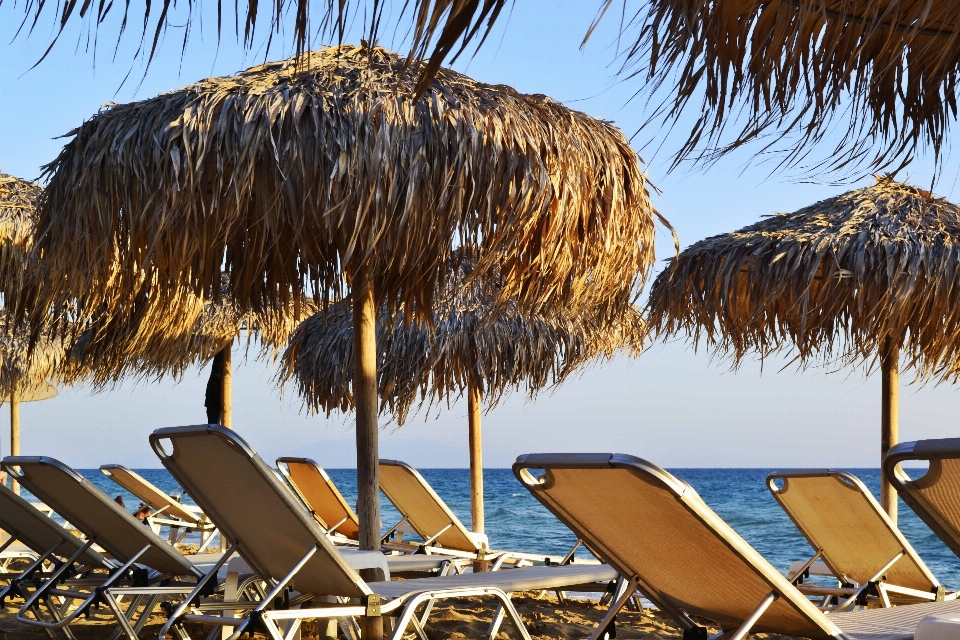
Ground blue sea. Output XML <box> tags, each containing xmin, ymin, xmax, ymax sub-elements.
<box><xmin>18</xmin><ymin>468</ymin><xmax>960</xmax><ymax>589</ymax></box>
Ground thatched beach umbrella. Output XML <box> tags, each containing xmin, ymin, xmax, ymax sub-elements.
<box><xmin>0</xmin><ymin>175</ymin><xmax>65</xmax><ymax>493</ymax></box>
<box><xmin>281</xmin><ymin>249</ymin><xmax>646</xmax><ymax>533</ymax></box>
<box><xmin>648</xmin><ymin>176</ymin><xmax>960</xmax><ymax>523</ymax></box>
<box><xmin>619</xmin><ymin>1</ymin><xmax>960</xmax><ymax>177</ymax></box>
<box><xmin>34</xmin><ymin>45</ymin><xmax>659</xmax><ymax>565</ymax></box>
<box><xmin>64</xmin><ymin>275</ymin><xmax>313</xmax><ymax>426</ymax></box>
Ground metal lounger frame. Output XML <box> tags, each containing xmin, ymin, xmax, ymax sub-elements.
<box><xmin>2</xmin><ymin>456</ymin><xmax>205</xmax><ymax>640</ymax></box>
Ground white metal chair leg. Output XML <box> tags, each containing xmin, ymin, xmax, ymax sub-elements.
<box><xmin>588</xmin><ymin>576</ymin><xmax>636</xmax><ymax>640</ymax></box>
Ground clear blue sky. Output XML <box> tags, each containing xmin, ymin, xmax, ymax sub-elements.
<box><xmin>1</xmin><ymin>1</ymin><xmax>958</xmax><ymax>469</ymax></box>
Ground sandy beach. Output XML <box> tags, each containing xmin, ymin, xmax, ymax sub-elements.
<box><xmin>0</xmin><ymin>587</ymin><xmax>801</xmax><ymax>640</ymax></box>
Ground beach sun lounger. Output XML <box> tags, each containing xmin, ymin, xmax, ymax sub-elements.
<box><xmin>0</xmin><ymin>481</ymin><xmax>110</xmax><ymax>602</ymax></box>
<box><xmin>514</xmin><ymin>453</ymin><xmax>960</xmax><ymax>640</ymax></box>
<box><xmin>2</xmin><ymin>456</ymin><xmax>211</xmax><ymax>640</ymax></box>
<box><xmin>885</xmin><ymin>437</ymin><xmax>960</xmax><ymax>562</ymax></box>
<box><xmin>150</xmin><ymin>425</ymin><xmax>619</xmax><ymax>640</ymax></box>
<box><xmin>276</xmin><ymin>457</ymin><xmax>361</xmax><ymax>541</ymax></box>
<box><xmin>100</xmin><ymin>464</ymin><xmax>218</xmax><ymax>550</ymax></box>
<box><xmin>767</xmin><ymin>469</ymin><xmax>950</xmax><ymax>607</ymax></box>
<box><xmin>379</xmin><ymin>459</ymin><xmax>582</xmax><ymax>567</ymax></box>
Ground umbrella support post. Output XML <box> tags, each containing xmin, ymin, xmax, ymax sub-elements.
<box><xmin>353</xmin><ymin>263</ymin><xmax>382</xmax><ymax>559</ymax></box>
<box><xmin>468</xmin><ymin>381</ymin><xmax>484</xmax><ymax>535</ymax></box>
<box><xmin>468</xmin><ymin>381</ymin><xmax>485</xmax><ymax>572</ymax></box>
<box><xmin>10</xmin><ymin>389</ymin><xmax>19</xmax><ymax>495</ymax></box>
<box><xmin>221</xmin><ymin>344</ymin><xmax>232</xmax><ymax>428</ymax></box>
<box><xmin>881</xmin><ymin>339</ymin><xmax>899</xmax><ymax>525</ymax></box>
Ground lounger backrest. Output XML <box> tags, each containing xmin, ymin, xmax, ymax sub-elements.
<box><xmin>150</xmin><ymin>425</ymin><xmax>370</xmax><ymax>599</ymax></box>
<box><xmin>277</xmin><ymin>458</ymin><xmax>361</xmax><ymax>540</ymax></box>
<box><xmin>768</xmin><ymin>470</ymin><xmax>938</xmax><ymax>591</ymax></box>
<box><xmin>379</xmin><ymin>459</ymin><xmax>479</xmax><ymax>551</ymax></box>
<box><xmin>2</xmin><ymin>457</ymin><xmax>199</xmax><ymax>577</ymax></box>
<box><xmin>0</xmin><ymin>482</ymin><xmax>107</xmax><ymax>567</ymax></box>
<box><xmin>513</xmin><ymin>453</ymin><xmax>839</xmax><ymax>638</ymax></box>
<box><xmin>100</xmin><ymin>464</ymin><xmax>201</xmax><ymax>524</ymax></box>
<box><xmin>885</xmin><ymin>438</ymin><xmax>960</xmax><ymax>559</ymax></box>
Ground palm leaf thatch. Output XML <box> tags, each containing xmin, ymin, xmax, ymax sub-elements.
<box><xmin>35</xmin><ymin>43</ymin><xmax>656</xmax><ymax>341</ymax></box>
<box><xmin>0</xmin><ymin>174</ymin><xmax>43</xmax><ymax>293</ymax></box>
<box><xmin>63</xmin><ymin>276</ymin><xmax>316</xmax><ymax>389</ymax></box>
<box><xmin>281</xmin><ymin>250</ymin><xmax>646</xmax><ymax>424</ymax></box>
<box><xmin>0</xmin><ymin>175</ymin><xmax>65</xmax><ymax>399</ymax></box>
<box><xmin>6</xmin><ymin>0</ymin><xmax>504</xmax><ymax>94</ymax></box>
<box><xmin>622</xmin><ymin>0</ymin><xmax>960</xmax><ymax>179</ymax></box>
<box><xmin>648</xmin><ymin>176</ymin><xmax>960</xmax><ymax>381</ymax></box>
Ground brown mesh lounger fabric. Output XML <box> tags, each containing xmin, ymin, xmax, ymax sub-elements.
<box><xmin>768</xmin><ymin>470</ymin><xmax>947</xmax><ymax>606</ymax></box>
<box><xmin>1</xmin><ymin>456</ymin><xmax>207</xmax><ymax>640</ymax></box>
<box><xmin>379</xmin><ymin>459</ymin><xmax>483</xmax><ymax>554</ymax></box>
<box><xmin>276</xmin><ymin>458</ymin><xmax>361</xmax><ymax>540</ymax></box>
<box><xmin>150</xmin><ymin>425</ymin><xmax>619</xmax><ymax>640</ymax></box>
<box><xmin>885</xmin><ymin>438</ymin><xmax>960</xmax><ymax>561</ymax></box>
<box><xmin>514</xmin><ymin>453</ymin><xmax>960</xmax><ymax>640</ymax></box>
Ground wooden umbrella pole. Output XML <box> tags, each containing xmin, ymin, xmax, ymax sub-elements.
<box><xmin>880</xmin><ymin>337</ymin><xmax>900</xmax><ymax>524</ymax></box>
<box><xmin>468</xmin><ymin>380</ymin><xmax>484</xmax><ymax>534</ymax></box>
<box><xmin>220</xmin><ymin>343</ymin><xmax>233</xmax><ymax>428</ymax></box>
<box><xmin>10</xmin><ymin>388</ymin><xmax>19</xmax><ymax>495</ymax></box>
<box><xmin>352</xmin><ymin>263</ymin><xmax>383</xmax><ymax>640</ymax></box>
<box><xmin>353</xmin><ymin>263</ymin><xmax>381</xmax><ymax>552</ymax></box>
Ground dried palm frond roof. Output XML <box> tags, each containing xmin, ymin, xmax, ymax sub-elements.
<box><xmin>0</xmin><ymin>313</ymin><xmax>65</xmax><ymax>399</ymax></box>
<box><xmin>0</xmin><ymin>176</ymin><xmax>66</xmax><ymax>397</ymax></box>
<box><xmin>280</xmin><ymin>250</ymin><xmax>646</xmax><ymax>424</ymax></box>
<box><xmin>623</xmin><ymin>0</ymin><xmax>960</xmax><ymax>179</ymax></box>
<box><xmin>0</xmin><ymin>174</ymin><xmax>42</xmax><ymax>289</ymax></box>
<box><xmin>0</xmin><ymin>174</ymin><xmax>41</xmax><ymax>250</ymax></box>
<box><xmin>648</xmin><ymin>176</ymin><xmax>960</xmax><ymax>381</ymax></box>
<box><xmin>63</xmin><ymin>276</ymin><xmax>316</xmax><ymax>389</ymax></box>
<box><xmin>35</xmin><ymin>44</ymin><xmax>658</xmax><ymax>343</ymax></box>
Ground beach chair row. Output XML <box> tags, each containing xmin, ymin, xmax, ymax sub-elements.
<box><xmin>4</xmin><ymin>428</ymin><xmax>960</xmax><ymax>639</ymax></box>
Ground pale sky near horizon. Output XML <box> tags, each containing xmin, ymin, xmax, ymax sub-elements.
<box><xmin>1</xmin><ymin>1</ymin><xmax>959</xmax><ymax>470</ymax></box>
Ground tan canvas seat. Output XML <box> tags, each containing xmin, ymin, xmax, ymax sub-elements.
<box><xmin>379</xmin><ymin>459</ymin><xmax>581</xmax><ymax>566</ymax></box>
<box><xmin>100</xmin><ymin>464</ymin><xmax>218</xmax><ymax>549</ymax></box>
<box><xmin>514</xmin><ymin>453</ymin><xmax>960</xmax><ymax>640</ymax></box>
<box><xmin>768</xmin><ymin>470</ymin><xmax>948</xmax><ymax>607</ymax></box>
<box><xmin>885</xmin><ymin>438</ymin><xmax>960</xmax><ymax>562</ymax></box>
<box><xmin>150</xmin><ymin>425</ymin><xmax>619</xmax><ymax>640</ymax></box>
<box><xmin>276</xmin><ymin>457</ymin><xmax>361</xmax><ymax>540</ymax></box>
<box><xmin>2</xmin><ymin>456</ymin><xmax>209</xmax><ymax>640</ymax></box>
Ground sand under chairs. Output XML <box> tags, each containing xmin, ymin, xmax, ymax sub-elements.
<box><xmin>150</xmin><ymin>425</ymin><xmax>619</xmax><ymax>640</ymax></box>
<box><xmin>767</xmin><ymin>470</ymin><xmax>951</xmax><ymax>608</ymax></box>
<box><xmin>514</xmin><ymin>453</ymin><xmax>960</xmax><ymax>640</ymax></box>
<box><xmin>100</xmin><ymin>464</ymin><xmax>218</xmax><ymax>550</ymax></box>
<box><xmin>1</xmin><ymin>456</ymin><xmax>220</xmax><ymax>640</ymax></box>
<box><xmin>0</xmin><ymin>482</ymin><xmax>110</xmax><ymax>601</ymax></box>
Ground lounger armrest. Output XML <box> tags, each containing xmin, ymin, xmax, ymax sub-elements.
<box><xmin>466</xmin><ymin>532</ymin><xmax>488</xmax><ymax>548</ymax></box>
